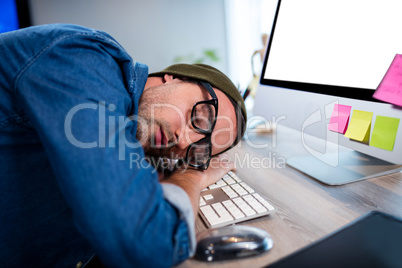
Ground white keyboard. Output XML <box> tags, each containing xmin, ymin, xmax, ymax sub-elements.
<box><xmin>199</xmin><ymin>171</ymin><xmax>275</xmax><ymax>228</ymax></box>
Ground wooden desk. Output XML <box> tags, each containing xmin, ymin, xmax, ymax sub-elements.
<box><xmin>178</xmin><ymin>131</ymin><xmax>402</xmax><ymax>268</ymax></box>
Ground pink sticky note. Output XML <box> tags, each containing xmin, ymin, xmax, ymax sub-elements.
<box><xmin>328</xmin><ymin>104</ymin><xmax>352</xmax><ymax>134</ymax></box>
<box><xmin>373</xmin><ymin>54</ymin><xmax>402</xmax><ymax>107</ymax></box>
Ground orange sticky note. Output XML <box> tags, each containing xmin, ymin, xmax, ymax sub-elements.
<box><xmin>328</xmin><ymin>104</ymin><xmax>352</xmax><ymax>134</ymax></box>
<box><xmin>370</xmin><ymin>116</ymin><xmax>400</xmax><ymax>151</ymax></box>
<box><xmin>373</xmin><ymin>54</ymin><xmax>402</xmax><ymax>107</ymax></box>
<box><xmin>344</xmin><ymin>110</ymin><xmax>373</xmax><ymax>143</ymax></box>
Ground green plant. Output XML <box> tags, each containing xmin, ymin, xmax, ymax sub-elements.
<box><xmin>174</xmin><ymin>49</ymin><xmax>220</xmax><ymax>64</ymax></box>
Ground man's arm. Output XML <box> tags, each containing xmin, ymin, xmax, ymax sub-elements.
<box><xmin>12</xmin><ymin>25</ymin><xmax>197</xmax><ymax>267</ymax></box>
<box><xmin>162</xmin><ymin>153</ymin><xmax>234</xmax><ymax>220</ymax></box>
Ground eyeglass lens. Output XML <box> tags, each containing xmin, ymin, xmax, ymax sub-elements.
<box><xmin>187</xmin><ymin>138</ymin><xmax>211</xmax><ymax>166</ymax></box>
<box><xmin>192</xmin><ymin>102</ymin><xmax>216</xmax><ymax>132</ymax></box>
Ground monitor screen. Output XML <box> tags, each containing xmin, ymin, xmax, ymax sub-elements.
<box><xmin>261</xmin><ymin>0</ymin><xmax>402</xmax><ymax>101</ymax></box>
<box><xmin>253</xmin><ymin>0</ymin><xmax>402</xmax><ymax>185</ymax></box>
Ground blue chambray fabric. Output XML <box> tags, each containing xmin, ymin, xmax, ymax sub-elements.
<box><xmin>0</xmin><ymin>24</ymin><xmax>194</xmax><ymax>268</ymax></box>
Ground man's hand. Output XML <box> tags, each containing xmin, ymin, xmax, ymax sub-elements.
<box><xmin>161</xmin><ymin>153</ymin><xmax>235</xmax><ymax>220</ymax></box>
<box><xmin>176</xmin><ymin>153</ymin><xmax>235</xmax><ymax>189</ymax></box>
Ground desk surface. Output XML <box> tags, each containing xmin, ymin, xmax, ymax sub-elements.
<box><xmin>178</xmin><ymin>131</ymin><xmax>402</xmax><ymax>268</ymax></box>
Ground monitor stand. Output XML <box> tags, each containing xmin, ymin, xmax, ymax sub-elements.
<box><xmin>287</xmin><ymin>151</ymin><xmax>402</xmax><ymax>185</ymax></box>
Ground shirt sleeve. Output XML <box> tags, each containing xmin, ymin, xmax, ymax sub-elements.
<box><xmin>161</xmin><ymin>184</ymin><xmax>196</xmax><ymax>256</ymax></box>
<box><xmin>13</xmin><ymin>26</ymin><xmax>193</xmax><ymax>267</ymax></box>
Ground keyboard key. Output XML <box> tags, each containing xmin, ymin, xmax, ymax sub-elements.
<box><xmin>228</xmin><ymin>171</ymin><xmax>242</xmax><ymax>183</ymax></box>
<box><xmin>222</xmin><ymin>186</ymin><xmax>238</xmax><ymax>198</ymax></box>
<box><xmin>199</xmin><ymin>197</ymin><xmax>206</xmax><ymax>206</ymax></box>
<box><xmin>252</xmin><ymin>193</ymin><xmax>275</xmax><ymax>211</ymax></box>
<box><xmin>240</xmin><ymin>182</ymin><xmax>255</xmax><ymax>193</ymax></box>
<box><xmin>243</xmin><ymin>196</ymin><xmax>267</xmax><ymax>213</ymax></box>
<box><xmin>217</xmin><ymin>180</ymin><xmax>227</xmax><ymax>186</ymax></box>
<box><xmin>222</xmin><ymin>200</ymin><xmax>234</xmax><ymax>207</ymax></box>
<box><xmin>264</xmin><ymin>202</ymin><xmax>275</xmax><ymax>211</ymax></box>
<box><xmin>230</xmin><ymin>184</ymin><xmax>247</xmax><ymax>196</ymax></box>
<box><xmin>208</xmin><ymin>184</ymin><xmax>220</xmax><ymax>189</ymax></box>
<box><xmin>222</xmin><ymin>174</ymin><xmax>232</xmax><ymax>181</ymax></box>
<box><xmin>222</xmin><ymin>200</ymin><xmax>245</xmax><ymax>219</ymax></box>
<box><xmin>200</xmin><ymin>205</ymin><xmax>216</xmax><ymax>218</ymax></box>
<box><xmin>253</xmin><ymin>205</ymin><xmax>268</xmax><ymax>213</ymax></box>
<box><xmin>232</xmin><ymin>211</ymin><xmax>246</xmax><ymax>219</ymax></box>
<box><xmin>221</xmin><ymin>186</ymin><xmax>231</xmax><ymax>192</ymax></box>
<box><xmin>203</xmin><ymin>194</ymin><xmax>214</xmax><ymax>200</ymax></box>
<box><xmin>209</xmin><ymin>179</ymin><xmax>227</xmax><ymax>189</ymax></box>
<box><xmin>242</xmin><ymin>195</ymin><xmax>254</xmax><ymax>202</ymax></box>
<box><xmin>212</xmin><ymin>202</ymin><xmax>224</xmax><ymax>211</ymax></box>
<box><xmin>232</xmin><ymin>197</ymin><xmax>243</xmax><ymax>205</ymax></box>
<box><xmin>223</xmin><ymin>177</ymin><xmax>236</xmax><ymax>185</ymax></box>
<box><xmin>234</xmin><ymin>188</ymin><xmax>248</xmax><ymax>196</ymax></box>
<box><xmin>253</xmin><ymin>193</ymin><xmax>262</xmax><ymax>200</ymax></box>
<box><xmin>242</xmin><ymin>207</ymin><xmax>256</xmax><ymax>216</ymax></box>
<box><xmin>209</xmin><ymin>216</ymin><xmax>232</xmax><ymax>226</ymax></box>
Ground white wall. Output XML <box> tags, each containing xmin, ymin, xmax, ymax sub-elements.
<box><xmin>29</xmin><ymin>0</ymin><xmax>228</xmax><ymax>74</ymax></box>
<box><xmin>224</xmin><ymin>0</ymin><xmax>277</xmax><ymax>91</ymax></box>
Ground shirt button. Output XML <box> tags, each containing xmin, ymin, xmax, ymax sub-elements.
<box><xmin>76</xmin><ymin>261</ymin><xmax>83</xmax><ymax>268</ymax></box>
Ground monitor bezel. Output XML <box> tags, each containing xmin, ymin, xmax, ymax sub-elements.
<box><xmin>16</xmin><ymin>0</ymin><xmax>32</xmax><ymax>29</ymax></box>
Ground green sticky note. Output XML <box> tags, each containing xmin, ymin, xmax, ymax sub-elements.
<box><xmin>369</xmin><ymin>116</ymin><xmax>400</xmax><ymax>151</ymax></box>
<box><xmin>344</xmin><ymin>110</ymin><xmax>373</xmax><ymax>143</ymax></box>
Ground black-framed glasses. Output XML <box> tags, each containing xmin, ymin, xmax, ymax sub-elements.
<box><xmin>185</xmin><ymin>82</ymin><xmax>218</xmax><ymax>170</ymax></box>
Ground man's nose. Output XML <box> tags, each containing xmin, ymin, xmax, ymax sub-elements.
<box><xmin>174</xmin><ymin>127</ymin><xmax>206</xmax><ymax>150</ymax></box>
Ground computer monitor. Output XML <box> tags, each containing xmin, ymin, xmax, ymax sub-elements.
<box><xmin>253</xmin><ymin>0</ymin><xmax>402</xmax><ymax>185</ymax></box>
<box><xmin>0</xmin><ymin>0</ymin><xmax>31</xmax><ymax>34</ymax></box>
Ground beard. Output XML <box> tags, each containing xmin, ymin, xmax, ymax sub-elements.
<box><xmin>136</xmin><ymin>82</ymin><xmax>188</xmax><ymax>160</ymax></box>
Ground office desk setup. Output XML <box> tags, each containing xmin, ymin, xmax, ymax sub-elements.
<box><xmin>175</xmin><ymin>0</ymin><xmax>402</xmax><ymax>266</ymax></box>
<box><xmin>178</xmin><ymin>129</ymin><xmax>402</xmax><ymax>267</ymax></box>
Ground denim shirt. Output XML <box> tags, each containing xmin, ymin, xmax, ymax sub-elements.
<box><xmin>0</xmin><ymin>24</ymin><xmax>195</xmax><ymax>267</ymax></box>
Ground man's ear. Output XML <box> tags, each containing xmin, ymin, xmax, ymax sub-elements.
<box><xmin>163</xmin><ymin>74</ymin><xmax>183</xmax><ymax>83</ymax></box>
<box><xmin>163</xmin><ymin>74</ymin><xmax>175</xmax><ymax>83</ymax></box>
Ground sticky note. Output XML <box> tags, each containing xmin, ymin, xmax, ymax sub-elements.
<box><xmin>328</xmin><ymin>104</ymin><xmax>352</xmax><ymax>134</ymax></box>
<box><xmin>344</xmin><ymin>110</ymin><xmax>373</xmax><ymax>143</ymax></box>
<box><xmin>373</xmin><ymin>54</ymin><xmax>402</xmax><ymax>107</ymax></box>
<box><xmin>369</xmin><ymin>116</ymin><xmax>400</xmax><ymax>151</ymax></box>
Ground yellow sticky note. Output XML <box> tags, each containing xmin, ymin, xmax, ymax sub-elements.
<box><xmin>344</xmin><ymin>110</ymin><xmax>373</xmax><ymax>143</ymax></box>
<box><xmin>370</xmin><ymin>116</ymin><xmax>400</xmax><ymax>151</ymax></box>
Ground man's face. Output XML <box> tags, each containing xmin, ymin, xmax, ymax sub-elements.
<box><xmin>136</xmin><ymin>76</ymin><xmax>237</xmax><ymax>161</ymax></box>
